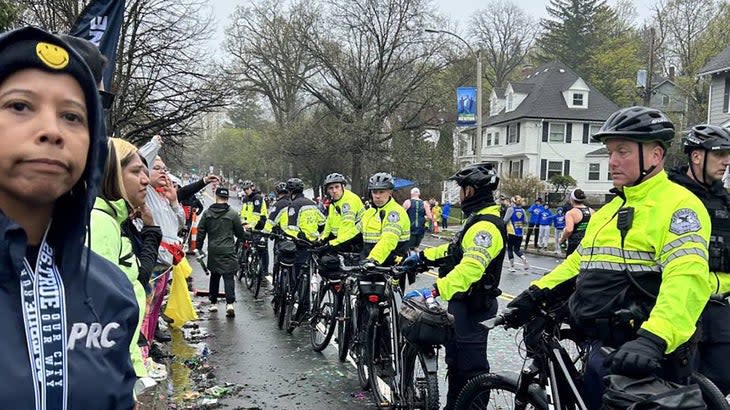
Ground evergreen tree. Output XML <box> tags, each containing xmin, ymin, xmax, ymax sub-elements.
<box><xmin>535</xmin><ymin>0</ymin><xmax>614</xmax><ymax>76</ymax></box>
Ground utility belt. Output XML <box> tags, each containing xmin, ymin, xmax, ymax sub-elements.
<box><xmin>708</xmin><ymin>235</ymin><xmax>730</xmax><ymax>273</ymax></box>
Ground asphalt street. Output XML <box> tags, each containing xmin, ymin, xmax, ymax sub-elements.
<box><xmin>183</xmin><ymin>192</ymin><xmax>566</xmax><ymax>409</ymax></box>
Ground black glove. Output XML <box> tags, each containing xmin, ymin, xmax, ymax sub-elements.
<box><xmin>313</xmin><ymin>243</ymin><xmax>332</xmax><ymax>254</ymax></box>
<box><xmin>505</xmin><ymin>285</ymin><xmax>548</xmax><ymax>328</ymax></box>
<box><xmin>610</xmin><ymin>330</ymin><xmax>666</xmax><ymax>378</ymax></box>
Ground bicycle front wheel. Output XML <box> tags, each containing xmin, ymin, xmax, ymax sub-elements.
<box><xmin>250</xmin><ymin>251</ymin><xmax>263</xmax><ymax>299</ymax></box>
<box><xmin>369</xmin><ymin>309</ymin><xmax>397</xmax><ymax>408</ymax></box>
<box><xmin>402</xmin><ymin>346</ymin><xmax>439</xmax><ymax>410</ymax></box>
<box><xmin>337</xmin><ymin>292</ymin><xmax>353</xmax><ymax>362</ymax></box>
<box><xmin>691</xmin><ymin>372</ymin><xmax>730</xmax><ymax>410</ymax></box>
<box><xmin>454</xmin><ymin>372</ymin><xmax>547</xmax><ymax>410</ymax></box>
<box><xmin>310</xmin><ymin>283</ymin><xmax>338</xmax><ymax>352</ymax></box>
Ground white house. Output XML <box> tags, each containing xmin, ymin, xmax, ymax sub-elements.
<box><xmin>451</xmin><ymin>61</ymin><xmax>620</xmax><ymax>201</ymax></box>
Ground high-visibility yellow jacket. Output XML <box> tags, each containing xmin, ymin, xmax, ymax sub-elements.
<box><xmin>274</xmin><ymin>194</ymin><xmax>325</xmax><ymax>241</ymax></box>
<box><xmin>358</xmin><ymin>197</ymin><xmax>410</xmax><ymax>265</ymax></box>
<box><xmin>240</xmin><ymin>191</ymin><xmax>268</xmax><ymax>230</ymax></box>
<box><xmin>322</xmin><ymin>189</ymin><xmax>365</xmax><ymax>246</ymax></box>
<box><xmin>533</xmin><ymin>171</ymin><xmax>712</xmax><ymax>353</ymax></box>
<box><xmin>424</xmin><ymin>205</ymin><xmax>505</xmax><ymax>301</ymax></box>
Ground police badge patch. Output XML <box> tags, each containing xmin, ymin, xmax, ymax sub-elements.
<box><xmin>254</xmin><ymin>200</ymin><xmax>260</xmax><ymax>206</ymax></box>
<box><xmin>289</xmin><ymin>208</ymin><xmax>295</xmax><ymax>215</ymax></box>
<box><xmin>342</xmin><ymin>203</ymin><xmax>351</xmax><ymax>213</ymax></box>
<box><xmin>387</xmin><ymin>211</ymin><xmax>400</xmax><ymax>223</ymax></box>
<box><xmin>474</xmin><ymin>231</ymin><xmax>492</xmax><ymax>247</ymax></box>
<box><xmin>670</xmin><ymin>208</ymin><xmax>701</xmax><ymax>235</ymax></box>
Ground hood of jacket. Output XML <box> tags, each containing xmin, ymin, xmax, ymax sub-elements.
<box><xmin>0</xmin><ymin>27</ymin><xmax>107</xmax><ymax>283</ymax></box>
<box><xmin>207</xmin><ymin>203</ymin><xmax>231</xmax><ymax>218</ymax></box>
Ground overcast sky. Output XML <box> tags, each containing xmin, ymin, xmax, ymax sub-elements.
<box><xmin>206</xmin><ymin>0</ymin><xmax>658</xmax><ymax>54</ymax></box>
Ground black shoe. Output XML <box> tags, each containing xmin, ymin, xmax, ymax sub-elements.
<box><xmin>155</xmin><ymin>326</ymin><xmax>172</xmax><ymax>343</ymax></box>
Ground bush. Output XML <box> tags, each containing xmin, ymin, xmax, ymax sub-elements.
<box><xmin>499</xmin><ymin>174</ymin><xmax>547</xmax><ymax>203</ymax></box>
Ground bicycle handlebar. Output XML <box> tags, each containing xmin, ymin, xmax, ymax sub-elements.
<box><xmin>250</xmin><ymin>230</ymin><xmax>315</xmax><ymax>248</ymax></box>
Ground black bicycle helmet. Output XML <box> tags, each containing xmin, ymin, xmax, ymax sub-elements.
<box><xmin>241</xmin><ymin>180</ymin><xmax>254</xmax><ymax>190</ymax></box>
<box><xmin>286</xmin><ymin>177</ymin><xmax>305</xmax><ymax>194</ymax></box>
<box><xmin>324</xmin><ymin>172</ymin><xmax>347</xmax><ymax>186</ymax></box>
<box><xmin>592</xmin><ymin>106</ymin><xmax>675</xmax><ymax>148</ymax></box>
<box><xmin>274</xmin><ymin>181</ymin><xmax>288</xmax><ymax>194</ymax></box>
<box><xmin>368</xmin><ymin>172</ymin><xmax>395</xmax><ymax>190</ymax></box>
<box><xmin>449</xmin><ymin>163</ymin><xmax>499</xmax><ymax>191</ymax></box>
<box><xmin>683</xmin><ymin>124</ymin><xmax>730</xmax><ymax>153</ymax></box>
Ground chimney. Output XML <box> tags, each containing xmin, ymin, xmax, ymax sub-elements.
<box><xmin>669</xmin><ymin>66</ymin><xmax>675</xmax><ymax>81</ymax></box>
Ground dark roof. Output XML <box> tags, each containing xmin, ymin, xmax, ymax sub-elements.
<box><xmin>586</xmin><ymin>147</ymin><xmax>608</xmax><ymax>156</ymax></box>
<box><xmin>511</xmin><ymin>83</ymin><xmax>534</xmax><ymax>94</ymax></box>
<box><xmin>485</xmin><ymin>61</ymin><xmax>619</xmax><ymax>126</ymax></box>
<box><xmin>699</xmin><ymin>44</ymin><xmax>730</xmax><ymax>76</ymax></box>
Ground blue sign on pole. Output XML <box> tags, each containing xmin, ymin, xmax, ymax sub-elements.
<box><xmin>456</xmin><ymin>87</ymin><xmax>477</xmax><ymax>125</ymax></box>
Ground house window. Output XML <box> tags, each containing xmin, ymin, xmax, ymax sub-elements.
<box><xmin>549</xmin><ymin>123</ymin><xmax>566</xmax><ymax>142</ymax></box>
<box><xmin>607</xmin><ymin>168</ymin><xmax>612</xmax><ymax>180</ymax></box>
<box><xmin>572</xmin><ymin>93</ymin><xmax>585</xmax><ymax>106</ymax></box>
<box><xmin>589</xmin><ymin>163</ymin><xmax>600</xmax><ymax>181</ymax></box>
<box><xmin>662</xmin><ymin>95</ymin><xmax>670</xmax><ymax>106</ymax></box>
<box><xmin>548</xmin><ymin>161</ymin><xmax>563</xmax><ymax>179</ymax></box>
<box><xmin>509</xmin><ymin>161</ymin><xmax>521</xmax><ymax>177</ymax></box>
<box><xmin>507</xmin><ymin>124</ymin><xmax>519</xmax><ymax>144</ymax></box>
<box><xmin>494</xmin><ymin>131</ymin><xmax>500</xmax><ymax>145</ymax></box>
<box><xmin>486</xmin><ymin>133</ymin><xmax>492</xmax><ymax>146</ymax></box>
<box><xmin>590</xmin><ymin>124</ymin><xmax>602</xmax><ymax>143</ymax></box>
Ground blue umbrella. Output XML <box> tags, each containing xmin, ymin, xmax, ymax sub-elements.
<box><xmin>393</xmin><ymin>177</ymin><xmax>416</xmax><ymax>191</ymax></box>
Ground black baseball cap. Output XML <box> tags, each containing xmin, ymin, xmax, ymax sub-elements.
<box><xmin>215</xmin><ymin>187</ymin><xmax>230</xmax><ymax>198</ymax></box>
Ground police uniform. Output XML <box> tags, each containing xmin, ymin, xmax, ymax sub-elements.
<box><xmin>321</xmin><ymin>189</ymin><xmax>364</xmax><ymax>249</ymax></box>
<box><xmin>359</xmin><ymin>197</ymin><xmax>410</xmax><ymax>265</ymax></box>
<box><xmin>422</xmin><ymin>204</ymin><xmax>506</xmax><ymax>406</ymax></box>
<box><xmin>240</xmin><ymin>191</ymin><xmax>268</xmax><ymax>230</ymax></box>
<box><xmin>532</xmin><ymin>171</ymin><xmax>712</xmax><ymax>408</ymax></box>
<box><xmin>669</xmin><ymin>165</ymin><xmax>730</xmax><ymax>394</ymax></box>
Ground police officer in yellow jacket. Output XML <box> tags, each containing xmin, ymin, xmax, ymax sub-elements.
<box><xmin>319</xmin><ymin>173</ymin><xmax>364</xmax><ymax>252</ymax></box>
<box><xmin>240</xmin><ymin>179</ymin><xmax>269</xmax><ymax>277</ymax></box>
<box><xmin>359</xmin><ymin>172</ymin><xmax>410</xmax><ymax>265</ymax></box>
<box><xmin>668</xmin><ymin>124</ymin><xmax>730</xmax><ymax>394</ymax></box>
<box><xmin>400</xmin><ymin>163</ymin><xmax>506</xmax><ymax>409</ymax></box>
<box><xmin>506</xmin><ymin>107</ymin><xmax>712</xmax><ymax>410</ymax></box>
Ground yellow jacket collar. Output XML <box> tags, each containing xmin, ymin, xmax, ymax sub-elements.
<box><xmin>621</xmin><ymin>170</ymin><xmax>669</xmax><ymax>202</ymax></box>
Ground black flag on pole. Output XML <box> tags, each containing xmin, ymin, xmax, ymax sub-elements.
<box><xmin>69</xmin><ymin>0</ymin><xmax>125</xmax><ymax>91</ymax></box>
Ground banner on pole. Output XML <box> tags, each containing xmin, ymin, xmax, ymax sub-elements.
<box><xmin>69</xmin><ymin>0</ymin><xmax>125</xmax><ymax>91</ymax></box>
<box><xmin>456</xmin><ymin>87</ymin><xmax>477</xmax><ymax>126</ymax></box>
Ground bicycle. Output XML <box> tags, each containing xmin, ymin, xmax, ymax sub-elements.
<box><xmin>338</xmin><ymin>260</ymin><xmax>441</xmax><ymax>409</ymax></box>
<box><xmin>243</xmin><ymin>232</ymin><xmax>267</xmax><ymax>299</ymax></box>
<box><xmin>235</xmin><ymin>232</ymin><xmax>252</xmax><ymax>282</ymax></box>
<box><xmin>454</xmin><ymin>305</ymin><xmax>730</xmax><ymax>410</ymax></box>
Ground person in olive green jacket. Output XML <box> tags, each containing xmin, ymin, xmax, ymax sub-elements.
<box><xmin>196</xmin><ymin>187</ymin><xmax>246</xmax><ymax>317</ymax></box>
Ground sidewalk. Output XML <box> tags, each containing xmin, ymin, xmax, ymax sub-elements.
<box><xmin>429</xmin><ymin>225</ymin><xmax>567</xmax><ymax>260</ymax></box>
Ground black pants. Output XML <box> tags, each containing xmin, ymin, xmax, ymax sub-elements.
<box><xmin>523</xmin><ymin>222</ymin><xmax>538</xmax><ymax>249</ymax></box>
<box><xmin>408</xmin><ymin>232</ymin><xmax>425</xmax><ymax>249</ymax></box>
<box><xmin>697</xmin><ymin>301</ymin><xmax>730</xmax><ymax>395</ymax></box>
<box><xmin>209</xmin><ymin>270</ymin><xmax>235</xmax><ymax>304</ymax></box>
<box><xmin>442</xmin><ymin>216</ymin><xmax>449</xmax><ymax>229</ymax></box>
<box><xmin>506</xmin><ymin>234</ymin><xmax>524</xmax><ymax>260</ymax></box>
<box><xmin>444</xmin><ymin>298</ymin><xmax>497</xmax><ymax>409</ymax></box>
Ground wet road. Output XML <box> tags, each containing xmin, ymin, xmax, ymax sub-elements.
<box><xmin>184</xmin><ymin>195</ymin><xmax>566</xmax><ymax>409</ymax></box>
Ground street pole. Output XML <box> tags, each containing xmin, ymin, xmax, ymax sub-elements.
<box><xmin>644</xmin><ymin>27</ymin><xmax>655</xmax><ymax>107</ymax></box>
<box><xmin>425</xmin><ymin>28</ymin><xmax>482</xmax><ymax>164</ymax></box>
<box><xmin>475</xmin><ymin>49</ymin><xmax>483</xmax><ymax>163</ymax></box>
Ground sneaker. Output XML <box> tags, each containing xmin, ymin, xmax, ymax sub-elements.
<box><xmin>134</xmin><ymin>376</ymin><xmax>157</xmax><ymax>396</ymax></box>
<box><xmin>226</xmin><ymin>304</ymin><xmax>235</xmax><ymax>317</ymax></box>
<box><xmin>508</xmin><ymin>260</ymin><xmax>516</xmax><ymax>272</ymax></box>
<box><xmin>521</xmin><ymin>256</ymin><xmax>530</xmax><ymax>270</ymax></box>
<box><xmin>208</xmin><ymin>304</ymin><xmax>218</xmax><ymax>312</ymax></box>
<box><xmin>144</xmin><ymin>358</ymin><xmax>168</xmax><ymax>381</ymax></box>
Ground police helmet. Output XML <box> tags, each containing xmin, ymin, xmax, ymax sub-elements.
<box><xmin>286</xmin><ymin>178</ymin><xmax>305</xmax><ymax>194</ymax></box>
<box><xmin>324</xmin><ymin>173</ymin><xmax>347</xmax><ymax>187</ymax></box>
<box><xmin>368</xmin><ymin>172</ymin><xmax>395</xmax><ymax>190</ymax></box>
<box><xmin>241</xmin><ymin>180</ymin><xmax>254</xmax><ymax>190</ymax></box>
<box><xmin>449</xmin><ymin>163</ymin><xmax>499</xmax><ymax>191</ymax></box>
<box><xmin>591</xmin><ymin>106</ymin><xmax>675</xmax><ymax>148</ymax></box>
<box><xmin>274</xmin><ymin>181</ymin><xmax>288</xmax><ymax>194</ymax></box>
<box><xmin>683</xmin><ymin>124</ymin><xmax>730</xmax><ymax>154</ymax></box>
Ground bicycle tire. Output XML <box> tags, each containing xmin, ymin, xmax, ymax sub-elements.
<box><xmin>454</xmin><ymin>372</ymin><xmax>548</xmax><ymax>410</ymax></box>
<box><xmin>277</xmin><ymin>267</ymin><xmax>289</xmax><ymax>329</ymax></box>
<box><xmin>691</xmin><ymin>371</ymin><xmax>730</xmax><ymax>410</ymax></box>
<box><xmin>369</xmin><ymin>308</ymin><xmax>397</xmax><ymax>408</ymax></box>
<box><xmin>236</xmin><ymin>246</ymin><xmax>246</xmax><ymax>281</ymax></box>
<box><xmin>310</xmin><ymin>284</ymin><xmax>338</xmax><ymax>352</ymax></box>
<box><xmin>337</xmin><ymin>292</ymin><xmax>352</xmax><ymax>362</ymax></box>
<box><xmin>245</xmin><ymin>251</ymin><xmax>257</xmax><ymax>290</ymax></box>
<box><xmin>357</xmin><ymin>304</ymin><xmax>375</xmax><ymax>390</ymax></box>
<box><xmin>250</xmin><ymin>251</ymin><xmax>263</xmax><ymax>299</ymax></box>
<box><xmin>402</xmin><ymin>346</ymin><xmax>439</xmax><ymax>410</ymax></box>
<box><xmin>286</xmin><ymin>272</ymin><xmax>307</xmax><ymax>334</ymax></box>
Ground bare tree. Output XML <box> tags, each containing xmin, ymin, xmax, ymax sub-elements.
<box><xmin>225</xmin><ymin>0</ymin><xmax>318</xmax><ymax>127</ymax></box>
<box><xmin>297</xmin><ymin>0</ymin><xmax>446</xmax><ymax>190</ymax></box>
<box><xmin>470</xmin><ymin>0</ymin><xmax>536</xmax><ymax>89</ymax></box>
